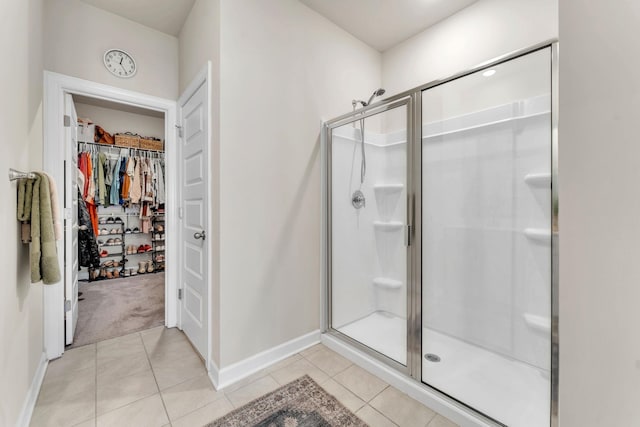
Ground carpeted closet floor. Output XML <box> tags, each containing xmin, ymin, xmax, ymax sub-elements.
<box><xmin>68</xmin><ymin>272</ymin><xmax>165</xmax><ymax>348</ymax></box>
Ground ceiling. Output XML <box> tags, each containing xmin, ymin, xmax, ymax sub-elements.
<box><xmin>299</xmin><ymin>0</ymin><xmax>479</xmax><ymax>52</ymax></box>
<box><xmin>80</xmin><ymin>0</ymin><xmax>196</xmax><ymax>36</ymax></box>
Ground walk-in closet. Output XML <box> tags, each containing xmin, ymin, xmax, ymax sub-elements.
<box><xmin>72</xmin><ymin>95</ymin><xmax>167</xmax><ymax>348</ymax></box>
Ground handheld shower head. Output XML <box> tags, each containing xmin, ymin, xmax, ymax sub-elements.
<box><xmin>365</xmin><ymin>88</ymin><xmax>386</xmax><ymax>106</ymax></box>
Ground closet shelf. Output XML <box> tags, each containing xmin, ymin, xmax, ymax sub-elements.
<box><xmin>523</xmin><ymin>228</ymin><xmax>551</xmax><ymax>243</ymax></box>
<box><xmin>100</xmin><ymin>252</ymin><xmax>124</xmax><ymax>258</ymax></box>
<box><xmin>372</xmin><ymin>277</ymin><xmax>403</xmax><ymax>290</ymax></box>
<box><xmin>524</xmin><ymin>173</ymin><xmax>551</xmax><ymax>187</ymax></box>
<box><xmin>373</xmin><ymin>221</ymin><xmax>404</xmax><ymax>231</ymax></box>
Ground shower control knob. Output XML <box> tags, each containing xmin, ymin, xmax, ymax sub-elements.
<box><xmin>194</xmin><ymin>230</ymin><xmax>206</xmax><ymax>240</ymax></box>
<box><xmin>352</xmin><ymin>190</ymin><xmax>366</xmax><ymax>209</ymax></box>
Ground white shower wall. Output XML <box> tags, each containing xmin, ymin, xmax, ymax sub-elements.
<box><xmin>422</xmin><ymin>94</ymin><xmax>552</xmax><ymax>370</ymax></box>
<box><xmin>331</xmin><ymin>125</ymin><xmax>407</xmax><ymax>330</ymax></box>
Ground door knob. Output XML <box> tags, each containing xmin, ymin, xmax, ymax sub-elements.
<box><xmin>194</xmin><ymin>230</ymin><xmax>206</xmax><ymax>240</ymax></box>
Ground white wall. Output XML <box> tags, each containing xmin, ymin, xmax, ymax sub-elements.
<box><xmin>382</xmin><ymin>0</ymin><xmax>558</xmax><ymax>96</ymax></box>
<box><xmin>0</xmin><ymin>0</ymin><xmax>45</xmax><ymax>425</ymax></box>
<box><xmin>44</xmin><ymin>0</ymin><xmax>179</xmax><ymax>100</ymax></box>
<box><xmin>559</xmin><ymin>1</ymin><xmax>640</xmax><ymax>425</ymax></box>
<box><xmin>217</xmin><ymin>0</ymin><xmax>381</xmax><ymax>366</ymax></box>
<box><xmin>74</xmin><ymin>102</ymin><xmax>165</xmax><ymax>139</ymax></box>
<box><xmin>178</xmin><ymin>0</ymin><xmax>222</xmax><ymax>367</ymax></box>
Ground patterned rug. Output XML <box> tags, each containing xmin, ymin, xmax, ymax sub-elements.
<box><xmin>206</xmin><ymin>375</ymin><xmax>368</xmax><ymax>427</ymax></box>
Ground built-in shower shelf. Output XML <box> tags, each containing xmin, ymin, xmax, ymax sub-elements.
<box><xmin>524</xmin><ymin>228</ymin><xmax>551</xmax><ymax>243</ymax></box>
<box><xmin>523</xmin><ymin>313</ymin><xmax>551</xmax><ymax>334</ymax></box>
<box><xmin>524</xmin><ymin>173</ymin><xmax>551</xmax><ymax>187</ymax></box>
<box><xmin>373</xmin><ymin>183</ymin><xmax>404</xmax><ymax>195</ymax></box>
<box><xmin>373</xmin><ymin>221</ymin><xmax>404</xmax><ymax>231</ymax></box>
<box><xmin>373</xmin><ymin>277</ymin><xmax>403</xmax><ymax>290</ymax></box>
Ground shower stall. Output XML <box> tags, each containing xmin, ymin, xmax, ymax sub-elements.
<box><xmin>323</xmin><ymin>42</ymin><xmax>558</xmax><ymax>427</ymax></box>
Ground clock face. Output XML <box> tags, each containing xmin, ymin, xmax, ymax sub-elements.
<box><xmin>103</xmin><ymin>49</ymin><xmax>137</xmax><ymax>78</ymax></box>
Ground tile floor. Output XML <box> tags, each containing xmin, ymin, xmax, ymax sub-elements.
<box><xmin>30</xmin><ymin>326</ymin><xmax>458</xmax><ymax>427</ymax></box>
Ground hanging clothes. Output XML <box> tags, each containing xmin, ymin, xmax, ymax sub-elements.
<box><xmin>130</xmin><ymin>157</ymin><xmax>142</xmax><ymax>204</ymax></box>
<box><xmin>98</xmin><ymin>152</ymin><xmax>107</xmax><ymax>206</ymax></box>
<box><xmin>78</xmin><ymin>189</ymin><xmax>100</xmax><ymax>268</ymax></box>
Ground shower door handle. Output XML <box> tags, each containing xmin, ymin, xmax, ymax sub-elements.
<box><xmin>194</xmin><ymin>230</ymin><xmax>206</xmax><ymax>241</ymax></box>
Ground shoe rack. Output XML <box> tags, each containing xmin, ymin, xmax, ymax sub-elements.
<box><xmin>152</xmin><ymin>214</ymin><xmax>165</xmax><ymax>272</ymax></box>
<box><xmin>90</xmin><ymin>214</ymin><xmax>126</xmax><ymax>281</ymax></box>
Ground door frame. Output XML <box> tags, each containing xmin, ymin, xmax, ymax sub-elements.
<box><xmin>43</xmin><ymin>71</ymin><xmax>178</xmax><ymax>359</ymax></box>
<box><xmin>176</xmin><ymin>62</ymin><xmax>213</xmax><ymax>370</ymax></box>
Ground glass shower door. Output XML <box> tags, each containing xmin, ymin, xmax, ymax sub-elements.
<box><xmin>421</xmin><ymin>48</ymin><xmax>553</xmax><ymax>427</ymax></box>
<box><xmin>329</xmin><ymin>100</ymin><xmax>409</xmax><ymax>366</ymax></box>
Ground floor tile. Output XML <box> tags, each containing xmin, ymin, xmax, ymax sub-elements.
<box><xmin>147</xmin><ymin>338</ymin><xmax>197</xmax><ymax>366</ymax></box>
<box><xmin>369</xmin><ymin>386</ymin><xmax>436</xmax><ymax>427</ymax></box>
<box><xmin>221</xmin><ymin>369</ymin><xmax>269</xmax><ymax>394</ymax></box>
<box><xmin>141</xmin><ymin>327</ymin><xmax>188</xmax><ymax>355</ymax></box>
<box><xmin>71</xmin><ymin>419</ymin><xmax>96</xmax><ymax>427</ymax></box>
<box><xmin>263</xmin><ymin>354</ymin><xmax>303</xmax><ymax>374</ymax></box>
<box><xmin>171</xmin><ymin>397</ymin><xmax>234</xmax><ymax>427</ymax></box>
<box><xmin>161</xmin><ymin>374</ymin><xmax>224</xmax><ymax>421</ymax></box>
<box><xmin>151</xmin><ymin>350</ymin><xmax>207</xmax><ymax>390</ymax></box>
<box><xmin>96</xmin><ymin>394</ymin><xmax>168</xmax><ymax>427</ymax></box>
<box><xmin>97</xmin><ymin>331</ymin><xmax>142</xmax><ymax>350</ymax></box>
<box><xmin>97</xmin><ymin>334</ymin><xmax>146</xmax><ymax>366</ymax></box>
<box><xmin>97</xmin><ymin>368</ymin><xmax>158</xmax><ymax>415</ymax></box>
<box><xmin>226</xmin><ymin>375</ymin><xmax>280</xmax><ymax>408</ymax></box>
<box><xmin>38</xmin><ymin>365</ymin><xmax>95</xmax><ymax>404</ymax></box>
<box><xmin>428</xmin><ymin>414</ymin><xmax>459</xmax><ymax>427</ymax></box>
<box><xmin>319</xmin><ymin>378</ymin><xmax>366</xmax><ymax>413</ymax></box>
<box><xmin>304</xmin><ymin>346</ymin><xmax>352</xmax><ymax>376</ymax></box>
<box><xmin>269</xmin><ymin>358</ymin><xmax>329</xmax><ymax>386</ymax></box>
<box><xmin>356</xmin><ymin>405</ymin><xmax>398</xmax><ymax>427</ymax></box>
<box><xmin>30</xmin><ymin>388</ymin><xmax>95</xmax><ymax>427</ymax></box>
<box><xmin>334</xmin><ymin>365</ymin><xmax>388</xmax><ymax>402</ymax></box>
<box><xmin>97</xmin><ymin>351</ymin><xmax>151</xmax><ymax>380</ymax></box>
<box><xmin>299</xmin><ymin>343</ymin><xmax>324</xmax><ymax>358</ymax></box>
<box><xmin>45</xmin><ymin>344</ymin><xmax>96</xmax><ymax>380</ymax></box>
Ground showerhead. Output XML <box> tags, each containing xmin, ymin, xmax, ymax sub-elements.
<box><xmin>365</xmin><ymin>88</ymin><xmax>385</xmax><ymax>106</ymax></box>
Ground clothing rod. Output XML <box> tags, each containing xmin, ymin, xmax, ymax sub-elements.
<box><xmin>9</xmin><ymin>168</ymin><xmax>36</xmax><ymax>181</ymax></box>
<box><xmin>78</xmin><ymin>140</ymin><xmax>165</xmax><ymax>154</ymax></box>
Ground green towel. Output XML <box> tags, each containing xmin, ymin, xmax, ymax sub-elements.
<box><xmin>29</xmin><ymin>173</ymin><xmax>61</xmax><ymax>284</ymax></box>
<box><xmin>17</xmin><ymin>178</ymin><xmax>34</xmax><ymax>243</ymax></box>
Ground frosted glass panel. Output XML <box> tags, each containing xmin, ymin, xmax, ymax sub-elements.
<box><xmin>421</xmin><ymin>48</ymin><xmax>552</xmax><ymax>427</ymax></box>
<box><xmin>331</xmin><ymin>104</ymin><xmax>408</xmax><ymax>365</ymax></box>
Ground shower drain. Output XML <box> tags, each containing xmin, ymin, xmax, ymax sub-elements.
<box><xmin>425</xmin><ymin>353</ymin><xmax>441</xmax><ymax>362</ymax></box>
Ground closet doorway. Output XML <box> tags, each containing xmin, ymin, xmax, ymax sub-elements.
<box><xmin>70</xmin><ymin>95</ymin><xmax>168</xmax><ymax>348</ymax></box>
<box><xmin>43</xmin><ymin>72</ymin><xmax>179</xmax><ymax>360</ymax></box>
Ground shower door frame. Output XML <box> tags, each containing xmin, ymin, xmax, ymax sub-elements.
<box><xmin>322</xmin><ymin>39</ymin><xmax>559</xmax><ymax>427</ymax></box>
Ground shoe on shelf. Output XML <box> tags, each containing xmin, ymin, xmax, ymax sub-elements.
<box><xmin>145</xmin><ymin>244</ymin><xmax>153</xmax><ymax>252</ymax></box>
<box><xmin>114</xmin><ymin>238</ymin><xmax>122</xmax><ymax>244</ymax></box>
<box><xmin>136</xmin><ymin>245</ymin><xmax>145</xmax><ymax>253</ymax></box>
<box><xmin>123</xmin><ymin>268</ymin><xmax>131</xmax><ymax>277</ymax></box>
<box><xmin>130</xmin><ymin>268</ymin><xmax>137</xmax><ymax>276</ymax></box>
<box><xmin>100</xmin><ymin>250</ymin><xmax>108</xmax><ymax>257</ymax></box>
<box><xmin>113</xmin><ymin>269</ymin><xmax>120</xmax><ymax>278</ymax></box>
<box><xmin>146</xmin><ymin>260</ymin><xmax>154</xmax><ymax>273</ymax></box>
<box><xmin>106</xmin><ymin>269</ymin><xmax>113</xmax><ymax>279</ymax></box>
<box><xmin>156</xmin><ymin>224</ymin><xmax>164</xmax><ymax>232</ymax></box>
<box><xmin>106</xmin><ymin>238</ymin><xmax>115</xmax><ymax>245</ymax></box>
<box><xmin>106</xmin><ymin>217</ymin><xmax>115</xmax><ymax>224</ymax></box>
<box><xmin>100</xmin><ymin>268</ymin><xmax>107</xmax><ymax>278</ymax></box>
<box><xmin>138</xmin><ymin>262</ymin><xmax>147</xmax><ymax>274</ymax></box>
<box><xmin>113</xmin><ymin>260</ymin><xmax>120</xmax><ymax>267</ymax></box>
<box><xmin>125</xmin><ymin>228</ymin><xmax>132</xmax><ymax>234</ymax></box>
<box><xmin>99</xmin><ymin>218</ymin><xmax>107</xmax><ymax>224</ymax></box>
<box><xmin>97</xmin><ymin>240</ymin><xmax>104</xmax><ymax>245</ymax></box>
<box><xmin>100</xmin><ymin>228</ymin><xmax>109</xmax><ymax>235</ymax></box>
<box><xmin>114</xmin><ymin>217</ymin><xmax>122</xmax><ymax>223</ymax></box>
<box><xmin>133</xmin><ymin>227</ymin><xmax>140</xmax><ymax>233</ymax></box>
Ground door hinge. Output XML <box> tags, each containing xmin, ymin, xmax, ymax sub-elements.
<box><xmin>175</xmin><ymin>124</ymin><xmax>183</xmax><ymax>138</ymax></box>
<box><xmin>64</xmin><ymin>115</ymin><xmax>71</xmax><ymax>127</ymax></box>
<box><xmin>178</xmin><ymin>289</ymin><xmax>183</xmax><ymax>300</ymax></box>
<box><xmin>64</xmin><ymin>300</ymin><xmax>71</xmax><ymax>312</ymax></box>
<box><xmin>406</xmin><ymin>225</ymin><xmax>413</xmax><ymax>246</ymax></box>
<box><xmin>178</xmin><ymin>207</ymin><xmax>184</xmax><ymax>219</ymax></box>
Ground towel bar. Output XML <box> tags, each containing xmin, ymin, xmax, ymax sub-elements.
<box><xmin>9</xmin><ymin>168</ymin><xmax>36</xmax><ymax>181</ymax></box>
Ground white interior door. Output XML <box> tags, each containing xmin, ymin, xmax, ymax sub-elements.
<box><xmin>64</xmin><ymin>93</ymin><xmax>79</xmax><ymax>345</ymax></box>
<box><xmin>178</xmin><ymin>80</ymin><xmax>209</xmax><ymax>358</ymax></box>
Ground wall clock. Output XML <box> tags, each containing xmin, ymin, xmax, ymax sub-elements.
<box><xmin>103</xmin><ymin>49</ymin><xmax>137</xmax><ymax>78</ymax></box>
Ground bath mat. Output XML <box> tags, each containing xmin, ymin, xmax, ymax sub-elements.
<box><xmin>205</xmin><ymin>375</ymin><xmax>367</xmax><ymax>427</ymax></box>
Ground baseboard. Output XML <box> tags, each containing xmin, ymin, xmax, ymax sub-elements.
<box><xmin>16</xmin><ymin>352</ymin><xmax>48</xmax><ymax>427</ymax></box>
<box><xmin>212</xmin><ymin>330</ymin><xmax>320</xmax><ymax>390</ymax></box>
<box><xmin>321</xmin><ymin>334</ymin><xmax>495</xmax><ymax>427</ymax></box>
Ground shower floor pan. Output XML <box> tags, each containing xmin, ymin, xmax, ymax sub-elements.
<box><xmin>338</xmin><ymin>312</ymin><xmax>550</xmax><ymax>427</ymax></box>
